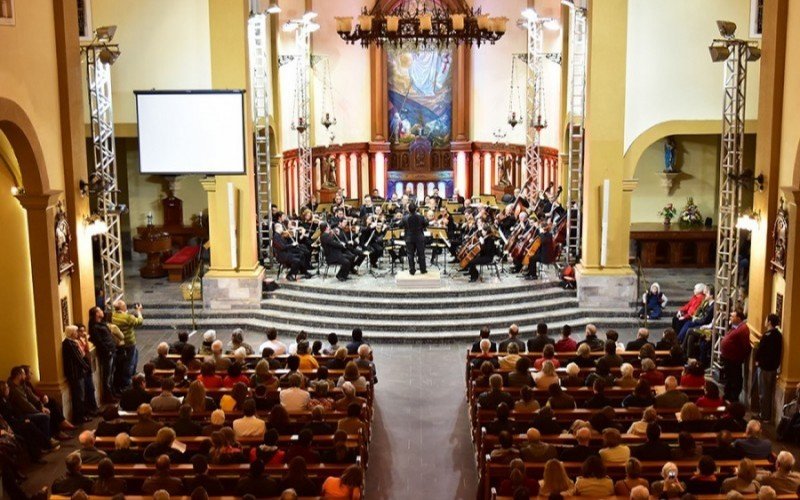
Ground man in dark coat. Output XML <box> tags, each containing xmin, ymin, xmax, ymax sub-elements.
<box><xmin>400</xmin><ymin>203</ymin><xmax>428</xmax><ymax>275</ymax></box>
<box><xmin>320</xmin><ymin>222</ymin><xmax>354</xmax><ymax>282</ymax></box>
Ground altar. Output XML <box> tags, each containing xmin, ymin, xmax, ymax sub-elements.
<box><xmin>630</xmin><ymin>223</ymin><xmax>717</xmax><ymax>268</ymax></box>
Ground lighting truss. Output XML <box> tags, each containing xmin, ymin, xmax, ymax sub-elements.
<box><xmin>290</xmin><ymin>20</ymin><xmax>313</xmax><ymax>208</ymax></box>
<box><xmin>565</xmin><ymin>5</ymin><xmax>587</xmax><ymax>263</ymax></box>
<box><xmin>522</xmin><ymin>13</ymin><xmax>547</xmax><ymax>192</ymax></box>
<box><xmin>249</xmin><ymin>13</ymin><xmax>273</xmax><ymax>267</ymax></box>
<box><xmin>709</xmin><ymin>27</ymin><xmax>760</xmax><ymax>373</ymax></box>
<box><xmin>82</xmin><ymin>39</ymin><xmax>124</xmax><ymax>308</ymax></box>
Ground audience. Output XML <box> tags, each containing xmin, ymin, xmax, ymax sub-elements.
<box><xmin>51</xmin><ymin>452</ymin><xmax>94</xmax><ymax>496</ymax></box>
<box><xmin>130</xmin><ymin>403</ymin><xmax>164</xmax><ymax>437</ymax></box>
<box><xmin>539</xmin><ymin>458</ymin><xmax>575</xmax><ymax>496</ymax></box>
<box><xmin>499</xmin><ymin>324</ymin><xmax>526</xmax><ymax>352</ymax></box>
<box><xmin>614</xmin><ymin>458</ymin><xmax>649</xmax><ymax>496</ymax></box>
<box><xmin>77</xmin><ymin>429</ymin><xmax>108</xmax><ymax>464</ymax></box>
<box><xmin>471</xmin><ymin>326</ymin><xmax>496</xmax><ymax>353</ymax></box>
<box><xmin>574</xmin><ymin>455</ymin><xmax>615</xmax><ymax>497</ymax></box>
<box><xmin>631</xmin><ymin>422</ymin><xmax>673</xmax><ymax>461</ymax></box>
<box><xmin>758</xmin><ymin>450</ymin><xmax>800</xmax><ymax>494</ymax></box>
<box><xmin>655</xmin><ymin>376</ymin><xmax>689</xmax><ymax>408</ymax></box>
<box><xmin>320</xmin><ymin>464</ymin><xmax>363</xmax><ymax>499</ymax></box>
<box><xmin>520</xmin><ymin>427</ymin><xmax>558</xmax><ymax>462</ymax></box>
<box><xmin>150</xmin><ymin>378</ymin><xmax>182</xmax><ymax>412</ymax></box>
<box><xmin>598</xmin><ymin>427</ymin><xmax>630</xmax><ymax>464</ymax></box>
<box><xmin>554</xmin><ymin>324</ymin><xmax>577</xmax><ymax>352</ymax></box>
<box><xmin>733</xmin><ymin>420</ymin><xmax>773</xmax><ymax>459</ymax></box>
<box><xmin>528</xmin><ymin>323</ymin><xmax>555</xmax><ymax>352</ymax></box>
<box><xmin>686</xmin><ymin>455</ymin><xmax>721</xmax><ymax>494</ymax></box>
<box><xmin>721</xmin><ymin>457</ymin><xmax>760</xmax><ymax>494</ymax></box>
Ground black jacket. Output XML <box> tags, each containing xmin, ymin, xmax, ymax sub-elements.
<box><xmin>62</xmin><ymin>339</ymin><xmax>90</xmax><ymax>384</ymax></box>
<box><xmin>321</xmin><ymin>231</ymin><xmax>348</xmax><ymax>262</ymax></box>
<box><xmin>184</xmin><ymin>474</ymin><xmax>224</xmax><ymax>496</ymax></box>
<box><xmin>527</xmin><ymin>335</ymin><xmax>555</xmax><ymax>353</ymax></box>
<box><xmin>119</xmin><ymin>386</ymin><xmax>150</xmax><ymax>412</ymax></box>
<box><xmin>754</xmin><ymin>328</ymin><xmax>782</xmax><ymax>371</ymax></box>
<box><xmin>631</xmin><ymin>440</ymin><xmax>674</xmax><ymax>461</ymax></box>
<box><xmin>89</xmin><ymin>323</ymin><xmax>117</xmax><ymax>357</ymax></box>
<box><xmin>401</xmin><ymin>213</ymin><xmax>428</xmax><ymax>242</ymax></box>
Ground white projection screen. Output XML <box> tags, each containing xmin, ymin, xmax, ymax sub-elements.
<box><xmin>135</xmin><ymin>90</ymin><xmax>246</xmax><ymax>175</ymax></box>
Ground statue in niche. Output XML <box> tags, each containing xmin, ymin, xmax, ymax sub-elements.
<box><xmin>771</xmin><ymin>198</ymin><xmax>788</xmax><ymax>276</ymax></box>
<box><xmin>497</xmin><ymin>155</ymin><xmax>512</xmax><ymax>187</ymax></box>
<box><xmin>664</xmin><ymin>136</ymin><xmax>677</xmax><ymax>173</ymax></box>
<box><xmin>55</xmin><ymin>200</ymin><xmax>74</xmax><ymax>281</ymax></box>
<box><xmin>323</xmin><ymin>156</ymin><xmax>338</xmax><ymax>188</ymax></box>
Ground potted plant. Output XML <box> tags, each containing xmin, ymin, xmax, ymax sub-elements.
<box><xmin>659</xmin><ymin>203</ymin><xmax>676</xmax><ymax>226</ymax></box>
<box><xmin>678</xmin><ymin>197</ymin><xmax>704</xmax><ymax>228</ymax></box>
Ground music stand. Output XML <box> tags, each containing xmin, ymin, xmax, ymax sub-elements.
<box><xmin>428</xmin><ymin>227</ymin><xmax>450</xmax><ymax>274</ymax></box>
<box><xmin>384</xmin><ymin>229</ymin><xmax>405</xmax><ymax>275</ymax></box>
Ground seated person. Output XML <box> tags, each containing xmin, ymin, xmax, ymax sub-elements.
<box><xmin>151</xmin><ymin>342</ymin><xmax>177</xmax><ymax>370</ymax></box>
<box><xmin>130</xmin><ymin>403</ymin><xmax>164</xmax><ymax>437</ymax></box>
<box><xmin>733</xmin><ymin>420</ymin><xmax>773</xmax><ymax>459</ymax></box>
<box><xmin>236</xmin><ymin>459</ymin><xmax>280</xmax><ymax>497</ymax></box>
<box><xmin>574</xmin><ymin>455</ymin><xmax>615</xmax><ymax>497</ymax></box>
<box><xmin>539</xmin><ymin>459</ymin><xmax>576</xmax><ymax>496</ymax></box>
<box><xmin>488</xmin><ymin>430</ymin><xmax>520</xmax><ymax>464</ymax></box>
<box><xmin>545</xmin><ymin>383</ymin><xmax>576</xmax><ymax>410</ymax></box>
<box><xmin>471</xmin><ymin>326</ymin><xmax>497</xmax><ymax>353</ymax></box>
<box><xmin>142</xmin><ymin>454</ymin><xmax>184</xmax><ymax>495</ymax></box>
<box><xmin>172</xmin><ymin>404</ymin><xmax>202</xmax><ymax>437</ymax></box>
<box><xmin>150</xmin><ymin>378</ymin><xmax>182</xmax><ymax>412</ymax></box>
<box><xmin>554</xmin><ymin>324</ymin><xmax>578</xmax><ymax>352</ymax></box>
<box><xmin>559</xmin><ymin>426</ymin><xmax>596</xmax><ymax>463</ymax></box>
<box><xmin>655</xmin><ymin>328</ymin><xmax>679</xmax><ymax>351</ymax></box>
<box><xmin>598</xmin><ymin>427</ymin><xmax>630</xmax><ymax>464</ymax></box>
<box><xmin>711</xmin><ymin>430</ymin><xmax>745</xmax><ymax>460</ymax></box>
<box><xmin>758</xmin><ymin>451</ymin><xmax>800</xmax><ymax>494</ymax></box>
<box><xmin>534</xmin><ymin>360</ymin><xmax>560</xmax><ymax>390</ymax></box>
<box><xmin>650</xmin><ymin>462</ymin><xmax>687</xmax><ymax>498</ymax></box>
<box><xmin>485</xmin><ymin>402</ymin><xmax>516</xmax><ymax>435</ymax></box>
<box><xmin>531</xmin><ymin>406</ymin><xmax>562</xmax><ymax>435</ymax></box>
<box><xmin>622</xmin><ymin>379</ymin><xmax>655</xmax><ymax>408</ymax></box>
<box><xmin>51</xmin><ymin>452</ymin><xmax>94</xmax><ymax>496</ymax></box>
<box><xmin>570</xmin><ymin>343</ymin><xmax>596</xmax><ymax>368</ymax></box>
<box><xmin>615</xmin><ymin>363</ymin><xmax>637</xmax><ymax>388</ymax></box>
<box><xmin>284</xmin><ymin>428</ymin><xmax>320</xmax><ymax>464</ymax></box>
<box><xmin>614</xmin><ymin>458</ymin><xmax>649</xmax><ymax>497</ymax></box>
<box><xmin>627</xmin><ymin>406</ymin><xmax>659</xmax><ymax>437</ymax></box>
<box><xmin>519</xmin><ymin>427</ymin><xmax>558</xmax><ymax>462</ymax></box>
<box><xmin>514</xmin><ymin>385</ymin><xmax>540</xmax><ymax>413</ymax></box>
<box><xmin>655</xmin><ymin>376</ymin><xmax>689</xmax><ymax>409</ymax></box>
<box><xmin>673</xmin><ymin>283</ymin><xmax>707</xmax><ymax>332</ymax></box>
<box><xmin>597</xmin><ymin>340</ymin><xmax>623</xmax><ymax>368</ymax></box>
<box><xmin>678</xmin><ymin>402</ymin><xmax>712</xmax><ymax>433</ymax></box>
<box><xmin>508</xmin><ymin>357</ymin><xmax>534</xmax><ymax>388</ymax></box>
<box><xmin>585</xmin><ymin>379</ymin><xmax>613</xmax><ymax>409</ymax></box>
<box><xmin>626</xmin><ymin>328</ymin><xmax>654</xmax><ymax>352</ymax></box>
<box><xmin>577</xmin><ymin>324</ymin><xmax>605</xmax><ymax>352</ymax></box>
<box><xmin>721</xmin><ymin>457</ymin><xmax>760</xmax><ymax>494</ymax></box>
<box><xmin>120</xmin><ymin>374</ymin><xmax>150</xmax><ymax>412</ymax></box>
<box><xmin>686</xmin><ymin>455</ymin><xmax>721</xmax><ymax>494</ymax></box>
<box><xmin>533</xmin><ymin>344</ymin><xmax>561</xmax><ymax>370</ymax></box>
<box><xmin>95</xmin><ymin>405</ymin><xmax>131</xmax><ymax>437</ymax></box>
<box><xmin>143</xmin><ymin>427</ymin><xmax>185</xmax><ymax>464</ymax></box>
<box><xmin>696</xmin><ymin>380</ymin><xmax>724</xmax><ymax>408</ymax></box>
<box><xmin>585</xmin><ymin>358</ymin><xmax>615</xmax><ymax>388</ymax></box>
<box><xmin>639</xmin><ymin>283</ymin><xmax>668</xmax><ymax>320</ymax></box>
<box><xmin>631</xmin><ymin>422</ymin><xmax>673</xmax><ymax>461</ymax></box>
<box><xmin>714</xmin><ymin>401</ymin><xmax>748</xmax><ymax>432</ymax></box>
<box><xmin>561</xmin><ymin>362</ymin><xmax>584</xmax><ymax>387</ymax></box>
<box><xmin>183</xmin><ymin>455</ymin><xmax>224</xmax><ymax>496</ymax></box>
<box><xmin>108</xmin><ymin>432</ymin><xmax>143</xmax><ymax>464</ymax></box>
<box><xmin>478</xmin><ymin>374</ymin><xmax>513</xmax><ymax>410</ymax></box>
<box><xmin>498</xmin><ymin>343</ymin><xmax>522</xmax><ymax>370</ymax></box>
<box><xmin>671</xmin><ymin>432</ymin><xmax>702</xmax><ymax>461</ymax></box>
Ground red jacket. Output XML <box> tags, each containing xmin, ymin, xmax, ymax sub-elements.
<box><xmin>720</xmin><ymin>322</ymin><xmax>752</xmax><ymax>363</ymax></box>
<box><xmin>679</xmin><ymin>293</ymin><xmax>705</xmax><ymax>316</ymax></box>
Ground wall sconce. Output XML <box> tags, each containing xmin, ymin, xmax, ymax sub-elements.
<box><xmin>736</xmin><ymin>210</ymin><xmax>760</xmax><ymax>232</ymax></box>
<box><xmin>79</xmin><ymin>173</ymin><xmax>106</xmax><ymax>197</ymax></box>
<box><xmin>10</xmin><ymin>186</ymin><xmax>24</xmax><ymax>196</ymax></box>
<box><xmin>84</xmin><ymin>214</ymin><xmax>109</xmax><ymax>236</ymax></box>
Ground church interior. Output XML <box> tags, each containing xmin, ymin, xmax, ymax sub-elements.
<box><xmin>1</xmin><ymin>0</ymin><xmax>800</xmax><ymax>498</ymax></box>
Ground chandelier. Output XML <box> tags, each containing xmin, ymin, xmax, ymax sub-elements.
<box><xmin>335</xmin><ymin>5</ymin><xmax>507</xmax><ymax>48</ymax></box>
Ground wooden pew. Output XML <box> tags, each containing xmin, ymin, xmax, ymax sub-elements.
<box><xmin>81</xmin><ymin>461</ymin><xmax>357</xmax><ymax>478</ymax></box>
<box><xmin>467</xmin><ymin>383</ymin><xmax>704</xmax><ymax>407</ymax></box>
<box><xmin>490</xmin><ymin>493</ymin><xmax>795</xmax><ymax>500</ymax></box>
<box><xmin>480</xmin><ymin>458</ymin><xmax>771</xmax><ymax>500</ymax></box>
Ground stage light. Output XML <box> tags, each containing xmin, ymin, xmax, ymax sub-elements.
<box><xmin>708</xmin><ymin>44</ymin><xmax>730</xmax><ymax>62</ymax></box>
<box><xmin>98</xmin><ymin>47</ymin><xmax>120</xmax><ymax>65</ymax></box>
<box><xmin>10</xmin><ymin>186</ymin><xmax>22</xmax><ymax>196</ymax></box>
<box><xmin>267</xmin><ymin>1</ymin><xmax>281</xmax><ymax>14</ymax></box>
<box><xmin>716</xmin><ymin>20</ymin><xmax>737</xmax><ymax>39</ymax></box>
<box><xmin>307</xmin><ymin>22</ymin><xmax>321</xmax><ymax>33</ymax></box>
<box><xmin>302</xmin><ymin>11</ymin><xmax>318</xmax><ymax>22</ymax></box>
<box><xmin>95</xmin><ymin>25</ymin><xmax>117</xmax><ymax>43</ymax></box>
<box><xmin>543</xmin><ymin>18</ymin><xmax>560</xmax><ymax>31</ymax></box>
<box><xmin>736</xmin><ymin>210</ymin><xmax>760</xmax><ymax>232</ymax></box>
<box><xmin>521</xmin><ymin>8</ymin><xmax>538</xmax><ymax>22</ymax></box>
<box><xmin>85</xmin><ymin>214</ymin><xmax>109</xmax><ymax>236</ymax></box>
<box><xmin>746</xmin><ymin>46</ymin><xmax>761</xmax><ymax>61</ymax></box>
<box><xmin>282</xmin><ymin>21</ymin><xmax>298</xmax><ymax>32</ymax></box>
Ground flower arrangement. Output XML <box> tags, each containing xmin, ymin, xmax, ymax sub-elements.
<box><xmin>658</xmin><ymin>203</ymin><xmax>676</xmax><ymax>225</ymax></box>
<box><xmin>678</xmin><ymin>197</ymin><xmax>704</xmax><ymax>227</ymax></box>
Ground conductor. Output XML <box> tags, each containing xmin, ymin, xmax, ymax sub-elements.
<box><xmin>400</xmin><ymin>203</ymin><xmax>428</xmax><ymax>275</ymax></box>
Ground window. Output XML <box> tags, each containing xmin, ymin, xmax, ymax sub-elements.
<box><xmin>0</xmin><ymin>0</ymin><xmax>15</xmax><ymax>26</ymax></box>
<box><xmin>78</xmin><ymin>0</ymin><xmax>92</xmax><ymax>41</ymax></box>
<box><xmin>750</xmin><ymin>0</ymin><xmax>763</xmax><ymax>38</ymax></box>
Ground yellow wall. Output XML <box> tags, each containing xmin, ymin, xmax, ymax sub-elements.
<box><xmin>0</xmin><ymin>165</ymin><xmax>38</xmax><ymax>374</ymax></box>
<box><xmin>88</xmin><ymin>0</ymin><xmax>213</xmax><ymax>130</ymax></box>
<box><xmin>625</xmin><ymin>0</ymin><xmax>760</xmax><ymax>152</ymax></box>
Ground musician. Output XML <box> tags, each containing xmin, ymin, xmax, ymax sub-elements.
<box><xmin>273</xmin><ymin>223</ymin><xmax>312</xmax><ymax>281</ymax></box>
<box><xmin>525</xmin><ymin>222</ymin><xmax>554</xmax><ymax>280</ymax></box>
<box><xmin>359</xmin><ymin>196</ymin><xmax>376</xmax><ymax>219</ymax></box>
<box><xmin>510</xmin><ymin>212</ymin><xmax>534</xmax><ymax>273</ymax></box>
<box><xmin>399</xmin><ymin>203</ymin><xmax>428</xmax><ymax>275</ymax></box>
<box><xmin>359</xmin><ymin>215</ymin><xmax>384</xmax><ymax>268</ymax></box>
<box><xmin>387</xmin><ymin>211</ymin><xmax>406</xmax><ymax>264</ymax></box>
<box><xmin>549</xmin><ymin>200</ymin><xmax>567</xmax><ymax>225</ymax></box>
<box><xmin>431</xmin><ymin>188</ymin><xmax>443</xmax><ymax>210</ymax></box>
<box><xmin>335</xmin><ymin>218</ymin><xmax>366</xmax><ymax>271</ymax></box>
<box><xmin>304</xmin><ymin>195</ymin><xmax>319</xmax><ymax>213</ymax></box>
<box><xmin>536</xmin><ymin>191</ymin><xmax>553</xmax><ymax>216</ymax></box>
<box><xmin>370</xmin><ymin>188</ymin><xmax>384</xmax><ymax>202</ymax></box>
<box><xmin>451</xmin><ymin>189</ymin><xmax>465</xmax><ymax>205</ymax></box>
<box><xmin>331</xmin><ymin>193</ymin><xmax>347</xmax><ymax>214</ymax></box>
<box><xmin>497</xmin><ymin>205</ymin><xmax>516</xmax><ymax>238</ymax></box>
<box><xmin>467</xmin><ymin>225</ymin><xmax>498</xmax><ymax>283</ymax></box>
<box><xmin>320</xmin><ymin>222</ymin><xmax>353</xmax><ymax>282</ymax></box>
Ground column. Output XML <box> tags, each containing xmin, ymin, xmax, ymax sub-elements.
<box><xmin>776</xmin><ymin>188</ymin><xmax>800</xmax><ymax>403</ymax></box>
<box><xmin>202</xmin><ymin>0</ymin><xmax>264</xmax><ymax>309</ymax></box>
<box><xmin>17</xmin><ymin>192</ymin><xmax>68</xmax><ymax>397</ymax></box>
<box><xmin>574</xmin><ymin>0</ymin><xmax>636</xmax><ymax>308</ymax></box>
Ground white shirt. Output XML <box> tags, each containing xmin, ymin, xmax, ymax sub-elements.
<box><xmin>257</xmin><ymin>339</ymin><xmax>287</xmax><ymax>356</ymax></box>
<box><xmin>280</xmin><ymin>387</ymin><xmax>311</xmax><ymax>412</ymax></box>
<box><xmin>232</xmin><ymin>415</ymin><xmax>266</xmax><ymax>438</ymax></box>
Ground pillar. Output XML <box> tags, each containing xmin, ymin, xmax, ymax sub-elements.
<box><xmin>202</xmin><ymin>0</ymin><xmax>264</xmax><ymax>309</ymax></box>
<box><xmin>574</xmin><ymin>0</ymin><xmax>636</xmax><ymax>308</ymax></box>
<box><xmin>17</xmin><ymin>192</ymin><xmax>69</xmax><ymax>397</ymax></box>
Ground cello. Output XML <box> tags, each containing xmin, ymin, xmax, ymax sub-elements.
<box><xmin>458</xmin><ymin>232</ymin><xmax>482</xmax><ymax>268</ymax></box>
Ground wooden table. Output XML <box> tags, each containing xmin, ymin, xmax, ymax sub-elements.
<box><xmin>630</xmin><ymin>222</ymin><xmax>717</xmax><ymax>268</ymax></box>
<box><xmin>132</xmin><ymin>231</ymin><xmax>171</xmax><ymax>278</ymax></box>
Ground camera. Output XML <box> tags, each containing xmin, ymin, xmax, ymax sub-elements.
<box><xmin>668</xmin><ymin>471</ymin><xmax>677</xmax><ymax>479</ymax></box>
<box><xmin>134</xmin><ymin>302</ymin><xmax>142</xmax><ymax>309</ymax></box>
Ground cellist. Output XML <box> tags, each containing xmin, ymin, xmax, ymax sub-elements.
<box><xmin>467</xmin><ymin>224</ymin><xmax>498</xmax><ymax>283</ymax></box>
<box><xmin>510</xmin><ymin>212</ymin><xmax>534</xmax><ymax>273</ymax></box>
<box><xmin>524</xmin><ymin>221</ymin><xmax>554</xmax><ymax>281</ymax></box>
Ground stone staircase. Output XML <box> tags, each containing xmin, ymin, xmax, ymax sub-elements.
<box><xmin>139</xmin><ymin>279</ymin><xmax>674</xmax><ymax>341</ymax></box>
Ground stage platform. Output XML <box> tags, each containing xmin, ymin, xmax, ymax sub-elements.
<box><xmin>395</xmin><ymin>270</ymin><xmax>442</xmax><ymax>289</ymax></box>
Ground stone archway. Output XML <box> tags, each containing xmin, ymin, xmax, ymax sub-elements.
<box><xmin>0</xmin><ymin>97</ymin><xmax>66</xmax><ymax>395</ymax></box>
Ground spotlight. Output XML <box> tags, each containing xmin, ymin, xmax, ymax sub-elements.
<box><xmin>282</xmin><ymin>21</ymin><xmax>298</xmax><ymax>32</ymax></box>
<box><xmin>543</xmin><ymin>18</ymin><xmax>560</xmax><ymax>31</ymax></box>
<box><xmin>85</xmin><ymin>214</ymin><xmax>109</xmax><ymax>236</ymax></box>
<box><xmin>95</xmin><ymin>25</ymin><xmax>117</xmax><ymax>43</ymax></box>
<box><xmin>708</xmin><ymin>44</ymin><xmax>730</xmax><ymax>62</ymax></box>
<box><xmin>716</xmin><ymin>20</ymin><xmax>737</xmax><ymax>39</ymax></box>
<box><xmin>302</xmin><ymin>11</ymin><xmax>318</xmax><ymax>22</ymax></box>
<box><xmin>267</xmin><ymin>1</ymin><xmax>281</xmax><ymax>14</ymax></box>
<box><xmin>521</xmin><ymin>8</ymin><xmax>538</xmax><ymax>22</ymax></box>
<box><xmin>307</xmin><ymin>22</ymin><xmax>321</xmax><ymax>33</ymax></box>
<box><xmin>98</xmin><ymin>47</ymin><xmax>120</xmax><ymax>65</ymax></box>
<box><xmin>746</xmin><ymin>46</ymin><xmax>762</xmax><ymax>61</ymax></box>
<box><xmin>736</xmin><ymin>210</ymin><xmax>760</xmax><ymax>232</ymax></box>
<box><xmin>10</xmin><ymin>186</ymin><xmax>22</xmax><ymax>196</ymax></box>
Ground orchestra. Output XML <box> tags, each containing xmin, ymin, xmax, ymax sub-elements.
<box><xmin>269</xmin><ymin>183</ymin><xmax>567</xmax><ymax>284</ymax></box>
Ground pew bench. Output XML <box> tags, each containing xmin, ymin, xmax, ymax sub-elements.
<box><xmin>163</xmin><ymin>245</ymin><xmax>201</xmax><ymax>282</ymax></box>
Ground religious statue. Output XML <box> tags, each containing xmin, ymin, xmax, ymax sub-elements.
<box><xmin>54</xmin><ymin>200</ymin><xmax>74</xmax><ymax>281</ymax></box>
<box><xmin>496</xmin><ymin>155</ymin><xmax>512</xmax><ymax>188</ymax></box>
<box><xmin>771</xmin><ymin>198</ymin><xmax>788</xmax><ymax>276</ymax></box>
<box><xmin>664</xmin><ymin>136</ymin><xmax>677</xmax><ymax>173</ymax></box>
<box><xmin>323</xmin><ymin>156</ymin><xmax>338</xmax><ymax>188</ymax></box>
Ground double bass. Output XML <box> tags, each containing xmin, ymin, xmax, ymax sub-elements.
<box><xmin>509</xmin><ymin>224</ymin><xmax>538</xmax><ymax>262</ymax></box>
<box><xmin>458</xmin><ymin>232</ymin><xmax>482</xmax><ymax>268</ymax></box>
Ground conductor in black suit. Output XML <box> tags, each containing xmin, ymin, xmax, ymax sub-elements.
<box><xmin>400</xmin><ymin>203</ymin><xmax>428</xmax><ymax>275</ymax></box>
<box><xmin>320</xmin><ymin>222</ymin><xmax>353</xmax><ymax>282</ymax></box>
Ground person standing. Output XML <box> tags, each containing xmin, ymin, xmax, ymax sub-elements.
<box><xmin>88</xmin><ymin>307</ymin><xmax>118</xmax><ymax>402</ymax></box>
<box><xmin>720</xmin><ymin>309</ymin><xmax>752</xmax><ymax>403</ymax></box>
<box><xmin>62</xmin><ymin>325</ymin><xmax>91</xmax><ymax>424</ymax></box>
<box><xmin>112</xmin><ymin>300</ymin><xmax>143</xmax><ymax>390</ymax></box>
<box><xmin>400</xmin><ymin>203</ymin><xmax>428</xmax><ymax>275</ymax></box>
<box><xmin>753</xmin><ymin>313</ymin><xmax>782</xmax><ymax>421</ymax></box>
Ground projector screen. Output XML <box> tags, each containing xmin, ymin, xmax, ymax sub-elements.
<box><xmin>135</xmin><ymin>90</ymin><xmax>246</xmax><ymax>175</ymax></box>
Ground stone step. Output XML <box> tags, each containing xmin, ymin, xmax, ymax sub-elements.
<box><xmin>139</xmin><ymin>315</ymin><xmax>672</xmax><ymax>341</ymax></box>
<box><xmin>265</xmin><ymin>286</ymin><xmax>574</xmax><ymax>310</ymax></box>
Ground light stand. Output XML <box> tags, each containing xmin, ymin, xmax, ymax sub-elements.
<box><xmin>286</xmin><ymin>13</ymin><xmax>319</xmax><ymax>208</ymax></box>
<box><xmin>564</xmin><ymin>2</ymin><xmax>587</xmax><ymax>264</ymax></box>
<box><xmin>708</xmin><ymin>20</ymin><xmax>761</xmax><ymax>374</ymax></box>
<box><xmin>82</xmin><ymin>27</ymin><xmax>124</xmax><ymax>308</ymax></box>
<box><xmin>248</xmin><ymin>11</ymin><xmax>274</xmax><ymax>268</ymax></box>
